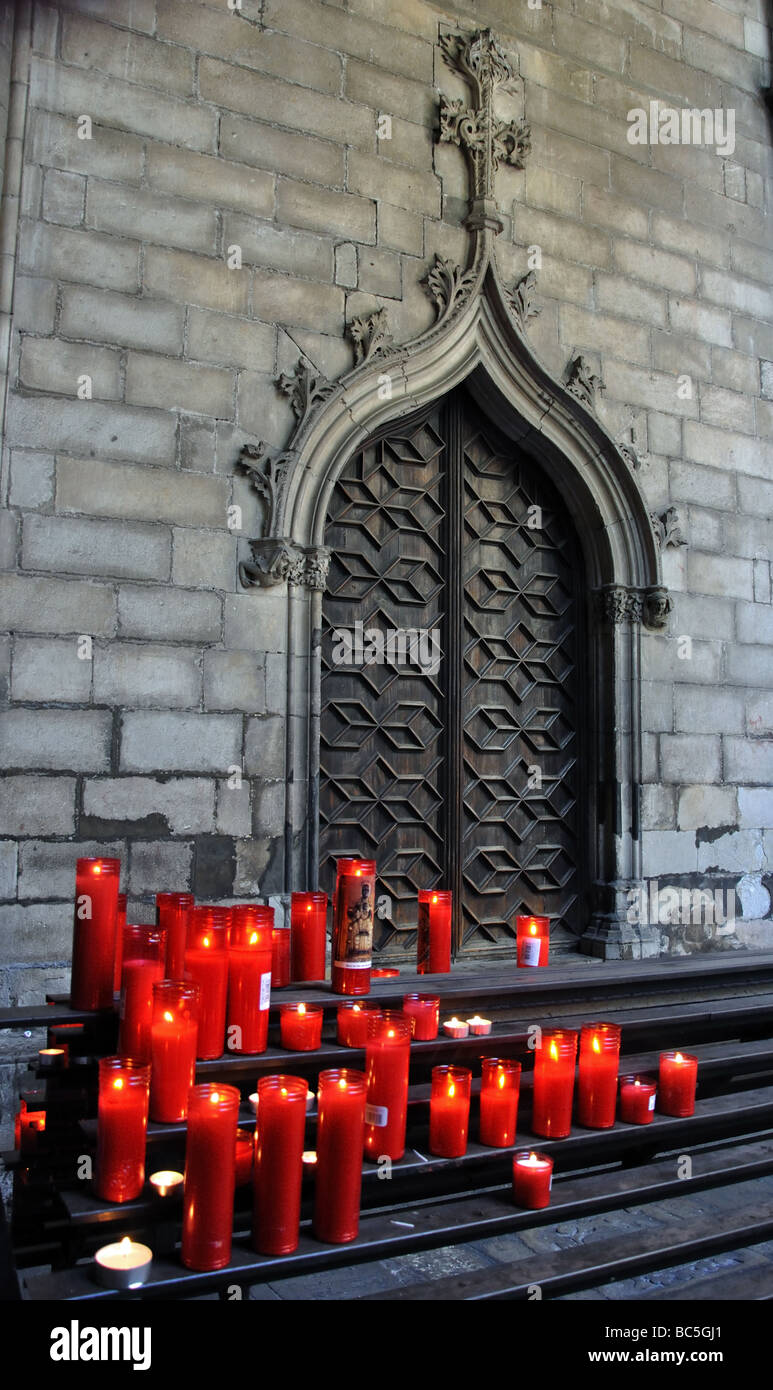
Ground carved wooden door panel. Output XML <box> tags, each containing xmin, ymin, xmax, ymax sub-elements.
<box><xmin>319</xmin><ymin>390</ymin><xmax>586</xmax><ymax>960</ymax></box>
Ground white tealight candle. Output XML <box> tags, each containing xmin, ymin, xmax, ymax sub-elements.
<box><xmin>302</xmin><ymin>1150</ymin><xmax>318</xmax><ymax>1166</ymax></box>
<box><xmin>95</xmin><ymin>1237</ymin><xmax>153</xmax><ymax>1289</ymax></box>
<box><xmin>248</xmin><ymin>1092</ymin><xmax>259</xmax><ymax>1114</ymax></box>
<box><xmin>149</xmin><ymin>1169</ymin><xmax>184</xmax><ymax>1198</ymax></box>
<box><xmin>466</xmin><ymin>1016</ymin><xmax>492</xmax><ymax>1036</ymax></box>
<box><xmin>442</xmin><ymin>1017</ymin><xmax>469</xmax><ymax>1039</ymax></box>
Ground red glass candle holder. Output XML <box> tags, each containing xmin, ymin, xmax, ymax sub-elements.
<box><xmin>113</xmin><ymin>892</ymin><xmax>127</xmax><ymax>994</ymax></box>
<box><xmin>531</xmin><ymin>1028</ymin><xmax>578</xmax><ymax>1139</ymax></box>
<box><xmin>364</xmin><ymin>1011</ymin><xmax>411</xmax><ymax>1161</ymax></box>
<box><xmin>512</xmin><ymin>1150</ymin><xmax>553</xmax><ymax>1209</ymax></box>
<box><xmin>279</xmin><ymin>1002</ymin><xmax>324</xmax><ymax>1051</ymax></box>
<box><xmin>271</xmin><ymin>923</ymin><xmax>290</xmax><ymax>987</ymax></box>
<box><xmin>314</xmin><ymin>1068</ymin><xmax>367</xmax><ymax>1244</ymax></box>
<box><xmin>156</xmin><ymin>892</ymin><xmax>194</xmax><ymax>980</ymax></box>
<box><xmin>577</xmin><ymin>1021</ymin><xmax>621</xmax><ymax>1130</ymax></box>
<box><xmin>372</xmin><ymin>967</ymin><xmax>399</xmax><ymax>978</ymax></box>
<box><xmin>658</xmin><ymin>1051</ymin><xmax>698</xmax><ymax>1116</ymax></box>
<box><xmin>71</xmin><ymin>857</ymin><xmax>121</xmax><ymax>1010</ymax></box>
<box><xmin>184</xmin><ymin>909</ymin><xmax>229</xmax><ymax>1060</ymax></box>
<box><xmin>516</xmin><ymin>914</ymin><xmax>550</xmax><ymax>968</ymax></box>
<box><xmin>235</xmin><ymin>1127</ymin><xmax>254</xmax><ymax>1187</ymax></box>
<box><xmin>480</xmin><ymin>1058</ymin><xmax>521</xmax><ymax>1147</ymax></box>
<box><xmin>417</xmin><ymin>888</ymin><xmax>452</xmax><ymax>973</ymax></box>
<box><xmin>619</xmin><ymin>1074</ymin><xmax>657</xmax><ymax>1125</ymax></box>
<box><xmin>182</xmin><ymin>1083</ymin><xmax>240</xmax><ymax>1270</ymax></box>
<box><xmin>337</xmin><ymin>1000</ymin><xmax>373</xmax><ymax>1048</ymax></box>
<box><xmin>228</xmin><ymin>906</ymin><xmax>273</xmax><ymax>1054</ymax></box>
<box><xmin>402</xmin><ymin>994</ymin><xmax>440</xmax><ymax>1041</ymax></box>
<box><xmin>332</xmin><ymin>858</ymin><xmax>377</xmax><ymax>995</ymax></box>
<box><xmin>119</xmin><ymin>926</ymin><xmax>166</xmax><ymax>1063</ymax></box>
<box><xmin>95</xmin><ymin>1057</ymin><xmax>150</xmax><ymax>1203</ymax></box>
<box><xmin>149</xmin><ymin>980</ymin><xmax>200</xmax><ymax>1123</ymax></box>
<box><xmin>429</xmin><ymin>1065</ymin><xmax>471</xmax><ymax>1158</ymax></box>
<box><xmin>290</xmin><ymin>891</ymin><xmax>328</xmax><ymax>983</ymax></box>
<box><xmin>253</xmin><ymin>1075</ymin><xmax>308</xmax><ymax>1255</ymax></box>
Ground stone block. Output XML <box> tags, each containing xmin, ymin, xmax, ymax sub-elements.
<box><xmin>215</xmin><ymin>781</ymin><xmax>252</xmax><ymax>838</ymax></box>
<box><xmin>0</xmin><ymin>775</ymin><xmax>76</xmax><ymax>835</ymax></box>
<box><xmin>144</xmin><ymin>247</ymin><xmax>249</xmax><ymax>316</ymax></box>
<box><xmin>11</xmin><ymin>636</ymin><xmax>93</xmax><ymax>703</ymax></box>
<box><xmin>223</xmin><ymin>212</ymin><xmax>333</xmax><ymax>280</ymax></box>
<box><xmin>61</xmin><ymin>12</ymin><xmax>193</xmax><ymax>95</ymax></box>
<box><xmin>277</xmin><ymin>178</ymin><xmax>376</xmax><ymax>243</ymax></box>
<box><xmin>378</xmin><ymin>203</ymin><xmax>423</xmax><ymax>255</ymax></box>
<box><xmin>0</xmin><ymin>842</ymin><xmax>17</xmax><ymax>900</ymax></box>
<box><xmin>641</xmin><ymin>784</ymin><xmax>676</xmax><ymax>830</ymax></box>
<box><xmin>699</xmin><ymin>385</ymin><xmax>755</xmax><ymax>432</ymax></box>
<box><xmin>678</xmin><ymin>785</ymin><xmax>738</xmax><ymax>831</ymax></box>
<box><xmin>224</xmin><ymin>593</ymin><xmax>286</xmax><ymax>652</ymax></box>
<box><xmin>128</xmin><ymin>840</ymin><xmax>194</xmax><ymax>895</ymax></box>
<box><xmin>660</xmin><ymin>734</ymin><xmax>722</xmax><ymax>783</ymax></box>
<box><xmin>22</xmin><ymin>514</ymin><xmax>171</xmax><ymax>582</ymax></box>
<box><xmin>120</xmin><ymin>711</ymin><xmax>242</xmax><ymax>773</ymax></box>
<box><xmin>18</xmin><ymin>217</ymin><xmax>139</xmax><ymax>293</ymax></box>
<box><xmin>641</xmin><ymin>829</ymin><xmax>698</xmax><ymax>876</ymax></box>
<box><xmin>13</xmin><ymin>276</ymin><xmax>57</xmax><ymax>334</ymax></box>
<box><xmin>0</xmin><ymin>708</ymin><xmax>111</xmax><ymax>771</ymax></box>
<box><xmin>8</xmin><ymin>451</ymin><xmax>54</xmax><ymax>510</ymax></box>
<box><xmin>0</xmin><ymin>573</ymin><xmax>116</xmax><ymax>637</ymax></box>
<box><xmin>670</xmin><ymin>460</ymin><xmax>736</xmax><ymax>510</ymax></box>
<box><xmin>0</xmin><ymin>902</ymin><xmax>74</xmax><ymax>963</ymax></box>
<box><xmin>687</xmin><ymin>552</ymin><xmax>754</xmax><ymax>601</ymax></box>
<box><xmin>724</xmin><ymin>739</ymin><xmax>773</xmax><ymax>785</ymax></box>
<box><xmin>250</xmin><ymin>272</ymin><xmax>344</xmax><ymax>336</ymax></box>
<box><xmin>60</xmin><ymin>286</ymin><xmax>184</xmax><ymax>354</ymax></box>
<box><xmin>203</xmin><ymin>650</ymin><xmax>266</xmax><ymax>713</ymax></box>
<box><xmin>187</xmin><ymin>308</ymin><xmax>274</xmax><ymax>374</ymax></box>
<box><xmin>125</xmin><ymin>353</ymin><xmax>235</xmax><ymax>418</ymax></box>
<box><xmin>6</xmin><ymin>394</ymin><xmax>177</xmax><ymax>465</ymax></box>
<box><xmin>558</xmin><ymin>304</ymin><xmax>649</xmax><ymax>366</ymax></box>
<box><xmin>29</xmin><ymin>108</ymin><xmax>144</xmax><ymax>183</ymax></box>
<box><xmin>18</xmin><ymin>839</ymin><xmax>124</xmax><ymax>900</ymax></box>
<box><xmin>262</xmin><ymin>0</ymin><xmax>435</xmax><ymax>77</ymax></box>
<box><xmin>118</xmin><ymin>586</ymin><xmax>222</xmax><ymax>643</ymax></box>
<box><xmin>42</xmin><ymin>168</ymin><xmax>85</xmax><ymax>225</ymax></box>
<box><xmin>158</xmin><ymin>0</ymin><xmax>344</xmax><ymax>90</ymax></box>
<box><xmin>82</xmin><ymin>776</ymin><xmax>216</xmax><ymax>835</ymax></box>
<box><xmin>19</xmin><ymin>336</ymin><xmax>121</xmax><ymax>400</ymax></box>
<box><xmin>674</xmin><ymin>685</ymin><xmax>744</xmax><ymax>734</ymax></box>
<box><xmin>357</xmin><ymin>247</ymin><xmax>402</xmax><ymax>299</ymax></box>
<box><xmin>172</xmin><ymin>528</ymin><xmax>237</xmax><ymax>592</ymax></box>
<box><xmin>93</xmin><ymin>642</ymin><xmax>201</xmax><ymax>709</ymax></box>
<box><xmin>669</xmin><ymin>592</ymin><xmax>734</xmax><ymax>642</ymax></box>
<box><xmin>738</xmin><ymin>788</ymin><xmax>773</xmax><ymax>829</ymax></box>
<box><xmin>595</xmin><ymin>274</ymin><xmax>666</xmax><ymax>326</ymax></box>
<box><xmin>219</xmin><ymin>115</ymin><xmax>345</xmax><ymax>191</ymax></box>
<box><xmin>650</xmin><ymin>211</ymin><xmax>729</xmax><ymax>269</ymax></box>
<box><xmin>667</xmin><ymin>298</ymin><xmax>732</xmax><ymax>348</ymax></box>
<box><xmin>198</xmin><ymin>57</ymin><xmax>373</xmax><ymax>150</ymax></box>
<box><xmin>244</xmin><ymin>716</ymin><xmax>285</xmax><ymax>778</ymax></box>
<box><xmin>56</xmin><ymin>457</ymin><xmax>229</xmax><ymax>529</ymax></box>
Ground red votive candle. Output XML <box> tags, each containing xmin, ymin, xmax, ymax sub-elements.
<box><xmin>417</xmin><ymin>888</ymin><xmax>452</xmax><ymax>973</ymax></box>
<box><xmin>658</xmin><ymin>1051</ymin><xmax>698</xmax><ymax>1116</ymax></box>
<box><xmin>332</xmin><ymin>858</ymin><xmax>377</xmax><ymax>995</ymax></box>
<box><xmin>577</xmin><ymin>1021</ymin><xmax>621</xmax><ymax>1129</ymax></box>
<box><xmin>113</xmin><ymin>892</ymin><xmax>127</xmax><ymax>994</ymax></box>
<box><xmin>95</xmin><ymin>1057</ymin><xmax>150</xmax><ymax>1203</ymax></box>
<box><xmin>337</xmin><ymin>1001</ymin><xmax>373</xmax><ymax>1047</ymax></box>
<box><xmin>271</xmin><ymin>923</ymin><xmax>290</xmax><ymax>987</ymax></box>
<box><xmin>290</xmin><ymin>891</ymin><xmax>328</xmax><ymax>982</ymax></box>
<box><xmin>156</xmin><ymin>892</ymin><xmax>194</xmax><ymax>980</ymax></box>
<box><xmin>71</xmin><ymin>857</ymin><xmax>121</xmax><ymax>1010</ymax></box>
<box><xmin>253</xmin><ymin>1075</ymin><xmax>308</xmax><ymax>1255</ymax></box>
<box><xmin>235</xmin><ymin>1127</ymin><xmax>254</xmax><ymax>1187</ymax></box>
<box><xmin>429</xmin><ymin>1065</ymin><xmax>471</xmax><ymax>1158</ymax></box>
<box><xmin>314</xmin><ymin>1068</ymin><xmax>367</xmax><ymax>1244</ymax></box>
<box><xmin>149</xmin><ymin>980</ymin><xmax>200</xmax><ymax>1123</ymax></box>
<box><xmin>184</xmin><ymin>908</ymin><xmax>229</xmax><ymax>1060</ymax></box>
<box><xmin>119</xmin><ymin>925</ymin><xmax>166</xmax><ymax>1063</ymax></box>
<box><xmin>228</xmin><ymin>906</ymin><xmax>273</xmax><ymax>1054</ymax></box>
<box><xmin>532</xmin><ymin>1028</ymin><xmax>578</xmax><ymax>1139</ymax></box>
<box><xmin>402</xmin><ymin>993</ymin><xmax>440</xmax><ymax>1041</ymax></box>
<box><xmin>480</xmin><ymin>1058</ymin><xmax>521</xmax><ymax>1147</ymax></box>
<box><xmin>364</xmin><ymin>1011</ymin><xmax>411</xmax><ymax>1161</ymax></box>
<box><xmin>182</xmin><ymin>1083</ymin><xmax>240</xmax><ymax>1271</ymax></box>
<box><xmin>516</xmin><ymin>914</ymin><xmax>550</xmax><ymax>967</ymax></box>
<box><xmin>372</xmin><ymin>967</ymin><xmax>400</xmax><ymax>978</ymax></box>
<box><xmin>619</xmin><ymin>1074</ymin><xmax>657</xmax><ymax>1124</ymax></box>
<box><xmin>279</xmin><ymin>1001</ymin><xmax>324</xmax><ymax>1051</ymax></box>
<box><xmin>513</xmin><ymin>1150</ymin><xmax>553</xmax><ymax>1209</ymax></box>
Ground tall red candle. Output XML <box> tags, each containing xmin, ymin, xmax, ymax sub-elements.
<box><xmin>577</xmin><ymin>1021</ymin><xmax>621</xmax><ymax>1129</ymax></box>
<box><xmin>119</xmin><ymin>925</ymin><xmax>166</xmax><ymax>1064</ymax></box>
<box><xmin>71</xmin><ymin>857</ymin><xmax>121</xmax><ymax>1010</ymax></box>
<box><xmin>291</xmin><ymin>891</ymin><xmax>328</xmax><ymax>982</ymax></box>
<box><xmin>429</xmin><ymin>1065</ymin><xmax>471</xmax><ymax>1158</ymax></box>
<box><xmin>156</xmin><ymin>892</ymin><xmax>194</xmax><ymax>980</ymax></box>
<box><xmin>113</xmin><ymin>892</ymin><xmax>127</xmax><ymax>994</ymax></box>
<box><xmin>314</xmin><ymin>1068</ymin><xmax>367</xmax><ymax>1244</ymax></box>
<box><xmin>417</xmin><ymin>889</ymin><xmax>452</xmax><ymax>974</ymax></box>
<box><xmin>658</xmin><ymin>1051</ymin><xmax>698</xmax><ymax>1116</ymax></box>
<box><xmin>253</xmin><ymin>1075</ymin><xmax>308</xmax><ymax>1255</ymax></box>
<box><xmin>184</xmin><ymin>908</ymin><xmax>229</xmax><ymax>1060</ymax></box>
<box><xmin>516</xmin><ymin>914</ymin><xmax>550</xmax><ymax>967</ymax></box>
<box><xmin>531</xmin><ymin>1028</ymin><xmax>578</xmax><ymax>1139</ymax></box>
<box><xmin>512</xmin><ymin>1150</ymin><xmax>553</xmax><ymax>1209</ymax></box>
<box><xmin>181</xmin><ymin>1083</ymin><xmax>240</xmax><ymax>1271</ymax></box>
<box><xmin>228</xmin><ymin>906</ymin><xmax>273</xmax><ymax>1054</ymax></box>
<box><xmin>95</xmin><ymin>1057</ymin><xmax>150</xmax><ymax>1203</ymax></box>
<box><xmin>619</xmin><ymin>1074</ymin><xmax>657</xmax><ymax>1124</ymax></box>
<box><xmin>279</xmin><ymin>1001</ymin><xmax>324</xmax><ymax>1051</ymax></box>
<box><xmin>480</xmin><ymin>1058</ymin><xmax>521</xmax><ymax>1147</ymax></box>
<box><xmin>364</xmin><ymin>1011</ymin><xmax>411</xmax><ymax>1161</ymax></box>
<box><xmin>337</xmin><ymin>1000</ymin><xmax>373</xmax><ymax>1047</ymax></box>
<box><xmin>271</xmin><ymin>923</ymin><xmax>290</xmax><ymax>987</ymax></box>
<box><xmin>149</xmin><ymin>980</ymin><xmax>200</xmax><ymax>1122</ymax></box>
<box><xmin>235</xmin><ymin>1127</ymin><xmax>254</xmax><ymax>1187</ymax></box>
<box><xmin>402</xmin><ymin>994</ymin><xmax>440</xmax><ymax>1041</ymax></box>
<box><xmin>332</xmin><ymin>858</ymin><xmax>376</xmax><ymax>995</ymax></box>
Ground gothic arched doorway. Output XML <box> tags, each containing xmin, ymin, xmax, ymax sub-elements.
<box><xmin>318</xmin><ymin>386</ymin><xmax>589</xmax><ymax>963</ymax></box>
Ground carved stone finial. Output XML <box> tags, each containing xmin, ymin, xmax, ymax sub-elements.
<box><xmin>643</xmin><ymin>585</ymin><xmax>673</xmax><ymax>630</ymax></box>
<box><xmin>347</xmin><ymin>306</ymin><xmax>393</xmax><ymax>365</ymax></box>
<box><xmin>506</xmin><ymin>269</ymin><xmax>540</xmax><ymax>330</ymax></box>
<box><xmin>438</xmin><ymin>28</ymin><xmax>530</xmax><ymax>217</ymax></box>
<box><xmin>277</xmin><ymin>358</ymin><xmax>335</xmax><ymax>434</ymax></box>
<box><xmin>566</xmin><ymin>355</ymin><xmax>605</xmax><ymax>412</ymax></box>
<box><xmin>238</xmin><ymin>441</ymin><xmax>296</xmax><ymax>539</ymax></box>
<box><xmin>422</xmin><ymin>255</ymin><xmax>478</xmax><ymax>324</ymax></box>
<box><xmin>651</xmin><ymin>507</ymin><xmax>686</xmax><ymax>549</ymax></box>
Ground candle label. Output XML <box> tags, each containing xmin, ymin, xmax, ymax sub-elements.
<box><xmin>259</xmin><ymin>972</ymin><xmax>271</xmax><ymax>1010</ymax></box>
<box><xmin>365</xmin><ymin>1103</ymin><xmax>388</xmax><ymax>1127</ymax></box>
<box><xmin>520</xmin><ymin>937</ymin><xmax>541</xmax><ymax>967</ymax></box>
<box><xmin>648</xmin><ymin>1093</ymin><xmax>656</xmax><ymax>1111</ymax></box>
<box><xmin>333</xmin><ymin>874</ymin><xmax>374</xmax><ymax>971</ymax></box>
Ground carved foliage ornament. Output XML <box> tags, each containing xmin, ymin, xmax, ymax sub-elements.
<box><xmin>439</xmin><ymin>28</ymin><xmax>531</xmax><ymax>203</ymax></box>
<box><xmin>505</xmin><ymin>269</ymin><xmax>541</xmax><ymax>331</ymax></box>
<box><xmin>651</xmin><ymin>507</ymin><xmax>687</xmax><ymax>548</ymax></box>
<box><xmin>347</xmin><ymin>306</ymin><xmax>393</xmax><ymax>365</ymax></box>
<box><xmin>566</xmin><ymin>355</ymin><xmax>605</xmax><ymax>412</ymax></box>
<box><xmin>423</xmin><ymin>255</ymin><xmax>479</xmax><ymax>325</ymax></box>
<box><xmin>596</xmin><ymin>585</ymin><xmax>673</xmax><ymax>631</ymax></box>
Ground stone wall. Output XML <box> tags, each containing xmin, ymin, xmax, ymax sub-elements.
<box><xmin>0</xmin><ymin>0</ymin><xmax>771</xmax><ymax>1008</ymax></box>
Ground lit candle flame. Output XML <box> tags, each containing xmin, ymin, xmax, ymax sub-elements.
<box><xmin>113</xmin><ymin>1077</ymin><xmax>124</xmax><ymax>1090</ymax></box>
<box><xmin>448</xmin><ymin>1082</ymin><xmax>455</xmax><ymax>1098</ymax></box>
<box><xmin>297</xmin><ymin>1002</ymin><xmax>306</xmax><ymax>1016</ymax></box>
<box><xmin>675</xmin><ymin>1052</ymin><xmax>684</xmax><ymax>1064</ymax></box>
<box><xmin>338</xmin><ymin>1078</ymin><xmax>347</xmax><ymax>1090</ymax></box>
<box><xmin>356</xmin><ymin>869</ymin><xmax>362</xmax><ymax>877</ymax></box>
<box><xmin>163</xmin><ymin>1011</ymin><xmax>174</xmax><ymax>1024</ymax></box>
<box><xmin>498</xmin><ymin>1072</ymin><xmax>506</xmax><ymax>1090</ymax></box>
<box><xmin>353</xmin><ymin>1004</ymin><xmax>361</xmax><ymax>1014</ymax></box>
<box><xmin>202</xmin><ymin>935</ymin><xmax>210</xmax><ymax>948</ymax></box>
<box><xmin>634</xmin><ymin>1079</ymin><xmax>641</xmax><ymax>1088</ymax></box>
<box><xmin>530</xmin><ymin>921</ymin><xmax>537</xmax><ymax>935</ymax></box>
<box><xmin>250</xmin><ymin>931</ymin><xmax>258</xmax><ymax>945</ymax></box>
<box><xmin>432</xmin><ymin>893</ymin><xmax>438</xmax><ymax>904</ymax></box>
<box><xmin>281</xmin><ymin>1087</ymin><xmax>287</xmax><ymax>1097</ymax></box>
<box><xmin>211</xmin><ymin>1091</ymin><xmax>220</xmax><ymax>1103</ymax></box>
<box><xmin>549</xmin><ymin>1040</ymin><xmax>558</xmax><ymax>1062</ymax></box>
<box><xmin>592</xmin><ymin>1035</ymin><xmax>601</xmax><ymax>1054</ymax></box>
<box><xmin>526</xmin><ymin>1152</ymin><xmax>540</xmax><ymax>1166</ymax></box>
<box><xmin>93</xmin><ymin>864</ymin><xmax>102</xmax><ymax>875</ymax></box>
<box><xmin>307</xmin><ymin>904</ymin><xmax>312</xmax><ymax>912</ymax></box>
<box><xmin>119</xmin><ymin>1237</ymin><xmax>132</xmax><ymax>1252</ymax></box>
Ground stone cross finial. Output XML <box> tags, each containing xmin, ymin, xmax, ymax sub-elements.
<box><xmin>439</xmin><ymin>28</ymin><xmax>530</xmax><ymax>225</ymax></box>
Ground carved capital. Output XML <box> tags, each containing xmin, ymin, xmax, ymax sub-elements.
<box><xmin>238</xmin><ymin>540</ymin><xmax>331</xmax><ymax>592</ymax></box>
<box><xmin>303</xmin><ymin>546</ymin><xmax>331</xmax><ymax>592</ymax></box>
<box><xmin>595</xmin><ymin>585</ymin><xmax>644</xmax><ymax>625</ymax></box>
